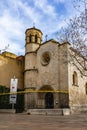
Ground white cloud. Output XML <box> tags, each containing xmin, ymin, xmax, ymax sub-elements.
<box><xmin>0</xmin><ymin>2</ymin><xmax>27</xmax><ymax>54</ymax></box>
<box><xmin>34</xmin><ymin>0</ymin><xmax>57</xmax><ymax>17</ymax></box>
<box><xmin>53</xmin><ymin>0</ymin><xmax>66</xmax><ymax>3</ymax></box>
<box><xmin>0</xmin><ymin>0</ymin><xmax>26</xmax><ymax>54</ymax></box>
<box><xmin>0</xmin><ymin>0</ymin><xmax>81</xmax><ymax>55</ymax></box>
<box><xmin>0</xmin><ymin>11</ymin><xmax>23</xmax><ymax>36</ymax></box>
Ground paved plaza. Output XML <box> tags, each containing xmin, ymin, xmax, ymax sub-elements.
<box><xmin>0</xmin><ymin>113</ymin><xmax>87</xmax><ymax>130</ymax></box>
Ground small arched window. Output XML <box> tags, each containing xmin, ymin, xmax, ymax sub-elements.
<box><xmin>29</xmin><ymin>34</ymin><xmax>32</xmax><ymax>42</ymax></box>
<box><xmin>35</xmin><ymin>35</ymin><xmax>37</xmax><ymax>43</ymax></box>
<box><xmin>73</xmin><ymin>71</ymin><xmax>78</xmax><ymax>86</ymax></box>
<box><xmin>85</xmin><ymin>83</ymin><xmax>87</xmax><ymax>95</ymax></box>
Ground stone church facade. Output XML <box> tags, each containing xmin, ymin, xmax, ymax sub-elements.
<box><xmin>0</xmin><ymin>27</ymin><xmax>87</xmax><ymax>114</ymax></box>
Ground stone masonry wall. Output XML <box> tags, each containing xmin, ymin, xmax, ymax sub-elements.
<box><xmin>68</xmin><ymin>49</ymin><xmax>87</xmax><ymax>110</ymax></box>
<box><xmin>37</xmin><ymin>41</ymin><xmax>59</xmax><ymax>90</ymax></box>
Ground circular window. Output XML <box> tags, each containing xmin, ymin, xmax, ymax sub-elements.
<box><xmin>41</xmin><ymin>52</ymin><xmax>51</xmax><ymax>66</ymax></box>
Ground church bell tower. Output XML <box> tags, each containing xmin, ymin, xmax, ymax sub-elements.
<box><xmin>24</xmin><ymin>27</ymin><xmax>42</xmax><ymax>110</ymax></box>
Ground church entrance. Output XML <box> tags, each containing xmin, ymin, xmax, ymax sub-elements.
<box><xmin>45</xmin><ymin>93</ymin><xmax>54</xmax><ymax>109</ymax></box>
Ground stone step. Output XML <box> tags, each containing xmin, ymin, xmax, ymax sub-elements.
<box><xmin>27</xmin><ymin>109</ymin><xmax>64</xmax><ymax>115</ymax></box>
<box><xmin>0</xmin><ymin>109</ymin><xmax>15</xmax><ymax>114</ymax></box>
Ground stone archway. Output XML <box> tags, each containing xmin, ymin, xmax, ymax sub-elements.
<box><xmin>45</xmin><ymin>92</ymin><xmax>54</xmax><ymax>108</ymax></box>
<box><xmin>38</xmin><ymin>85</ymin><xmax>54</xmax><ymax>109</ymax></box>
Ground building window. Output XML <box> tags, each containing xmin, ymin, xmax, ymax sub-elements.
<box><xmin>35</xmin><ymin>35</ymin><xmax>37</xmax><ymax>43</ymax></box>
<box><xmin>29</xmin><ymin>34</ymin><xmax>32</xmax><ymax>42</ymax></box>
<box><xmin>41</xmin><ymin>52</ymin><xmax>51</xmax><ymax>66</ymax></box>
<box><xmin>85</xmin><ymin>83</ymin><xmax>87</xmax><ymax>95</ymax></box>
<box><xmin>73</xmin><ymin>71</ymin><xmax>78</xmax><ymax>86</ymax></box>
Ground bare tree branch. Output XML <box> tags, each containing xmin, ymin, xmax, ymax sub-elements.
<box><xmin>57</xmin><ymin>0</ymin><xmax>87</xmax><ymax>76</ymax></box>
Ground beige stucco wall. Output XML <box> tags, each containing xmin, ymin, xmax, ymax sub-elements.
<box><xmin>0</xmin><ymin>52</ymin><xmax>24</xmax><ymax>89</ymax></box>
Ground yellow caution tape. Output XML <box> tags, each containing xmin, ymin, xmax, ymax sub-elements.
<box><xmin>0</xmin><ymin>90</ymin><xmax>68</xmax><ymax>96</ymax></box>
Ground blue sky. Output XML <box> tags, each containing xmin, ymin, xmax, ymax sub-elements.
<box><xmin>0</xmin><ymin>0</ymin><xmax>79</xmax><ymax>55</ymax></box>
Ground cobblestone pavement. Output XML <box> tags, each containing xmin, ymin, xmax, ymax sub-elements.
<box><xmin>0</xmin><ymin>113</ymin><xmax>87</xmax><ymax>130</ymax></box>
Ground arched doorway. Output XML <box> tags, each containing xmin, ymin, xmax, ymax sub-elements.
<box><xmin>45</xmin><ymin>93</ymin><xmax>54</xmax><ymax>109</ymax></box>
